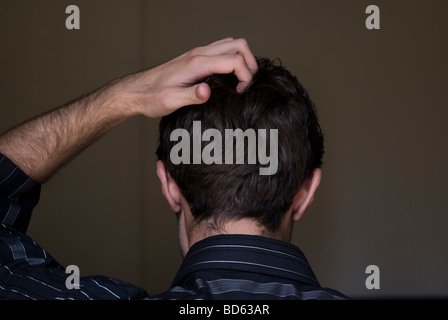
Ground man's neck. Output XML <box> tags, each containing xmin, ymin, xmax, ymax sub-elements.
<box><xmin>189</xmin><ymin>218</ymin><xmax>290</xmax><ymax>248</ymax></box>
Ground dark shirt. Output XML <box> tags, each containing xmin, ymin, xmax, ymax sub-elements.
<box><xmin>0</xmin><ymin>153</ymin><xmax>346</xmax><ymax>300</ymax></box>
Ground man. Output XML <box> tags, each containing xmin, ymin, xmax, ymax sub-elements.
<box><xmin>0</xmin><ymin>38</ymin><xmax>346</xmax><ymax>299</ymax></box>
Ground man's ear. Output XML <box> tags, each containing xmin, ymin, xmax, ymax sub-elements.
<box><xmin>291</xmin><ymin>168</ymin><xmax>322</xmax><ymax>221</ymax></box>
<box><xmin>156</xmin><ymin>160</ymin><xmax>182</xmax><ymax>212</ymax></box>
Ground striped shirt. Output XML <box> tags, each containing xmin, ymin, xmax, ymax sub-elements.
<box><xmin>0</xmin><ymin>153</ymin><xmax>347</xmax><ymax>300</ymax></box>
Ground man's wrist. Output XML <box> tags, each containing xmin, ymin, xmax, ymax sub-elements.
<box><xmin>98</xmin><ymin>78</ymin><xmax>143</xmax><ymax>120</ymax></box>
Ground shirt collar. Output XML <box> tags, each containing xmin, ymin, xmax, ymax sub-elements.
<box><xmin>172</xmin><ymin>234</ymin><xmax>320</xmax><ymax>288</ymax></box>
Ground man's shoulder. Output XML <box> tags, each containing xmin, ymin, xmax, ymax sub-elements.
<box><xmin>151</xmin><ymin>234</ymin><xmax>348</xmax><ymax>300</ymax></box>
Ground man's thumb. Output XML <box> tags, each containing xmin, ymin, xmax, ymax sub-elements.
<box><xmin>185</xmin><ymin>82</ymin><xmax>211</xmax><ymax>105</ymax></box>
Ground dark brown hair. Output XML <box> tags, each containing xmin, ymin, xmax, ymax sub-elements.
<box><xmin>156</xmin><ymin>58</ymin><xmax>324</xmax><ymax>232</ymax></box>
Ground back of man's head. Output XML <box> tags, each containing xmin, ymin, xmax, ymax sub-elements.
<box><xmin>156</xmin><ymin>58</ymin><xmax>324</xmax><ymax>234</ymax></box>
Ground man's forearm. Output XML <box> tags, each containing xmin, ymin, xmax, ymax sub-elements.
<box><xmin>0</xmin><ymin>38</ymin><xmax>257</xmax><ymax>183</ymax></box>
<box><xmin>0</xmin><ymin>80</ymin><xmax>135</xmax><ymax>183</ymax></box>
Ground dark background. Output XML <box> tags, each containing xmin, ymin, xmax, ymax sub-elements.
<box><xmin>1</xmin><ymin>0</ymin><xmax>447</xmax><ymax>298</ymax></box>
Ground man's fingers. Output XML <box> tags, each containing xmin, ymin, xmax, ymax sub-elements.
<box><xmin>140</xmin><ymin>38</ymin><xmax>258</xmax><ymax>117</ymax></box>
<box><xmin>190</xmin><ymin>54</ymin><xmax>253</xmax><ymax>93</ymax></box>
<box><xmin>191</xmin><ymin>38</ymin><xmax>258</xmax><ymax>75</ymax></box>
<box><xmin>207</xmin><ymin>37</ymin><xmax>234</xmax><ymax>46</ymax></box>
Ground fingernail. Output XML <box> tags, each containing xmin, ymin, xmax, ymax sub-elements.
<box><xmin>236</xmin><ymin>82</ymin><xmax>246</xmax><ymax>93</ymax></box>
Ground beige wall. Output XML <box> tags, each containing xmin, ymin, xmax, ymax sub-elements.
<box><xmin>1</xmin><ymin>0</ymin><xmax>447</xmax><ymax>298</ymax></box>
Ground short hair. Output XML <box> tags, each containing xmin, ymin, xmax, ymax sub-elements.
<box><xmin>156</xmin><ymin>58</ymin><xmax>324</xmax><ymax>232</ymax></box>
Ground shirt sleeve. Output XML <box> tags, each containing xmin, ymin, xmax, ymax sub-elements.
<box><xmin>0</xmin><ymin>153</ymin><xmax>41</xmax><ymax>233</ymax></box>
<box><xmin>0</xmin><ymin>221</ymin><xmax>150</xmax><ymax>300</ymax></box>
<box><xmin>0</xmin><ymin>153</ymin><xmax>150</xmax><ymax>300</ymax></box>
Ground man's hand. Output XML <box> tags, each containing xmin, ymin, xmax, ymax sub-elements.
<box><xmin>0</xmin><ymin>38</ymin><xmax>257</xmax><ymax>182</ymax></box>
<box><xmin>115</xmin><ymin>37</ymin><xmax>258</xmax><ymax>118</ymax></box>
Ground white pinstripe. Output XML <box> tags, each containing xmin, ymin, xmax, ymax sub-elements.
<box><xmin>0</xmin><ymin>167</ymin><xmax>17</xmax><ymax>185</ymax></box>
<box><xmin>166</xmin><ymin>278</ymin><xmax>344</xmax><ymax>300</ymax></box>
<box><xmin>192</xmin><ymin>244</ymin><xmax>307</xmax><ymax>264</ymax></box>
<box><xmin>90</xmin><ymin>279</ymin><xmax>121</xmax><ymax>299</ymax></box>
<box><xmin>182</xmin><ymin>259</ymin><xmax>317</xmax><ymax>283</ymax></box>
<box><xmin>0</xmin><ymin>235</ymin><xmax>27</xmax><ymax>260</ymax></box>
<box><xmin>2</xmin><ymin>178</ymin><xmax>34</xmax><ymax>226</ymax></box>
<box><xmin>0</xmin><ymin>284</ymin><xmax>36</xmax><ymax>300</ymax></box>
